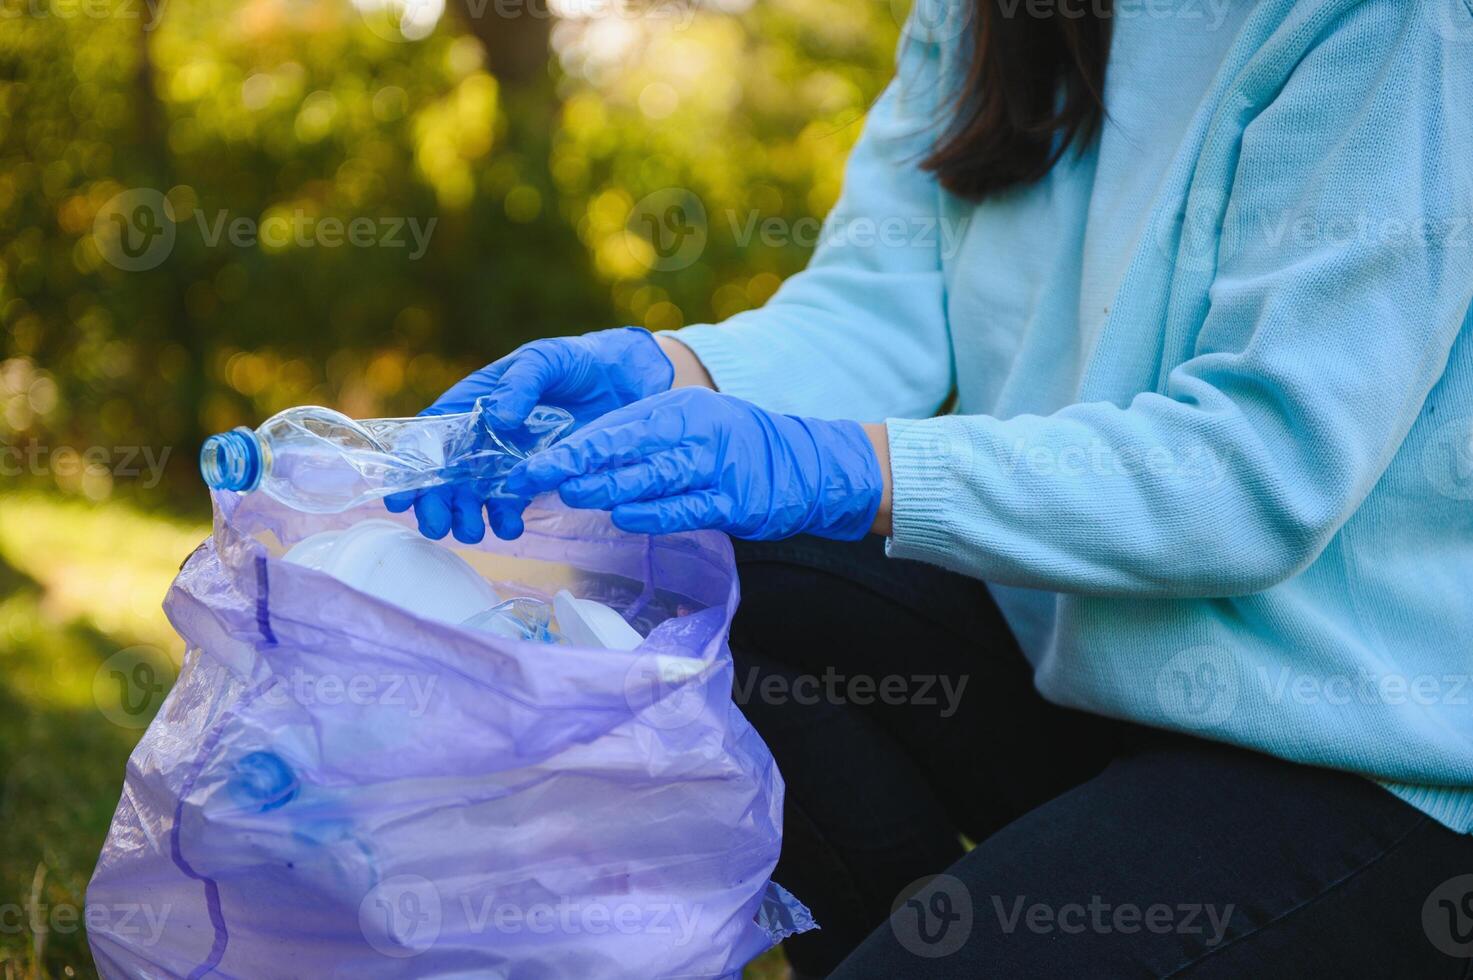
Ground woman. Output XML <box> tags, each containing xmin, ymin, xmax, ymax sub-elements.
<box><xmin>394</xmin><ymin>0</ymin><xmax>1473</xmax><ymax>974</ymax></box>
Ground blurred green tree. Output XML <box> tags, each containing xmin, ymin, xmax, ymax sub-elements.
<box><xmin>0</xmin><ymin>0</ymin><xmax>901</xmax><ymax>510</ymax></box>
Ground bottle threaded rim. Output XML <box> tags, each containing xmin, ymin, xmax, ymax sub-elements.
<box><xmin>200</xmin><ymin>427</ymin><xmax>262</xmax><ymax>492</ymax></box>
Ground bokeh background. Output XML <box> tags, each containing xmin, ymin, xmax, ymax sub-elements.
<box><xmin>0</xmin><ymin>0</ymin><xmax>906</xmax><ymax>973</ymax></box>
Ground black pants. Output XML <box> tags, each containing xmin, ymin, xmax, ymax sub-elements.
<box><xmin>729</xmin><ymin>536</ymin><xmax>1473</xmax><ymax>979</ymax></box>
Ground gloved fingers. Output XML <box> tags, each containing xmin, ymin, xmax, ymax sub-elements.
<box><xmin>557</xmin><ymin>449</ymin><xmax>700</xmax><ymax>509</ymax></box>
<box><xmin>485</xmin><ymin>496</ymin><xmax>528</xmax><ymax>541</ymax></box>
<box><xmin>506</xmin><ymin>416</ymin><xmax>678</xmax><ymax>497</ymax></box>
<box><xmin>611</xmin><ymin>490</ymin><xmax>734</xmax><ymax>535</ymax></box>
<box><xmin>423</xmin><ymin>361</ymin><xmax>507</xmax><ymax>416</ymax></box>
<box><xmin>411</xmin><ymin>485</ymin><xmax>455</xmax><ymax>539</ymax></box>
<box><xmin>481</xmin><ymin>348</ymin><xmax>560</xmax><ymax>428</ymax></box>
<box><xmin>383</xmin><ymin>489</ymin><xmax>418</xmax><ymax>513</ymax></box>
<box><xmin>449</xmin><ymin>483</ymin><xmax>487</xmax><ymax>544</ymax></box>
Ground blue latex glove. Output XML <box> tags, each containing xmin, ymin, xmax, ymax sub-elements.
<box><xmin>504</xmin><ymin>387</ymin><xmax>884</xmax><ymax>541</ymax></box>
<box><xmin>424</xmin><ymin>326</ymin><xmax>674</xmax><ymax>429</ymax></box>
<box><xmin>386</xmin><ymin>327</ymin><xmax>674</xmax><ymax>542</ymax></box>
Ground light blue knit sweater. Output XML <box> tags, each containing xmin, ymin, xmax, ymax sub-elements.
<box><xmin>674</xmin><ymin>0</ymin><xmax>1473</xmax><ymax>831</ymax></box>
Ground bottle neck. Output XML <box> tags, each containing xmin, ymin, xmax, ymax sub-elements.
<box><xmin>200</xmin><ymin>427</ymin><xmax>263</xmax><ymax>492</ymax></box>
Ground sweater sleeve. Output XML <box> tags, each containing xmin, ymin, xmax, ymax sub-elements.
<box><xmin>886</xmin><ymin>2</ymin><xmax>1473</xmax><ymax>597</ymax></box>
<box><xmin>668</xmin><ymin>15</ymin><xmax>954</xmax><ymax>423</ymax></box>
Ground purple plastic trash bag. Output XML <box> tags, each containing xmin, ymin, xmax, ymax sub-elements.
<box><xmin>87</xmin><ymin>490</ymin><xmax>813</xmax><ymax>978</ymax></box>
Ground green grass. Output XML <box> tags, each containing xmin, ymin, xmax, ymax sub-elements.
<box><xmin>0</xmin><ymin>492</ymin><xmax>789</xmax><ymax>979</ymax></box>
<box><xmin>0</xmin><ymin>494</ymin><xmax>207</xmax><ymax>979</ymax></box>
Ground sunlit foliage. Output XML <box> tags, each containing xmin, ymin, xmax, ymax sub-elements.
<box><xmin>0</xmin><ymin>0</ymin><xmax>901</xmax><ymax>509</ymax></box>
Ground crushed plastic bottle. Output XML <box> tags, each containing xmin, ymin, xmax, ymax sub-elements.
<box><xmin>461</xmin><ymin>596</ymin><xmax>563</xmax><ymax>643</ymax></box>
<box><xmin>187</xmin><ymin>749</ymin><xmax>382</xmax><ymax>913</ymax></box>
<box><xmin>199</xmin><ymin>397</ymin><xmax>572</xmax><ymax>513</ymax></box>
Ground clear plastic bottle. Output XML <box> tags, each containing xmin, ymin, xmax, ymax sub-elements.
<box><xmin>199</xmin><ymin>397</ymin><xmax>572</xmax><ymax>513</ymax></box>
<box><xmin>461</xmin><ymin>596</ymin><xmax>563</xmax><ymax>643</ymax></box>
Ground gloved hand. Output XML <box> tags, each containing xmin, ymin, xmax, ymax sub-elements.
<box><xmin>385</xmin><ymin>480</ymin><xmax>509</xmax><ymax>544</ymax></box>
<box><xmin>504</xmin><ymin>387</ymin><xmax>884</xmax><ymax>541</ymax></box>
<box><xmin>387</xmin><ymin>327</ymin><xmax>675</xmax><ymax>542</ymax></box>
<box><xmin>424</xmin><ymin>326</ymin><xmax>675</xmax><ymax>430</ymax></box>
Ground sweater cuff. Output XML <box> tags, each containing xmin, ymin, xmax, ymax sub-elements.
<box><xmin>1378</xmin><ymin>780</ymin><xmax>1473</xmax><ymax>834</ymax></box>
<box><xmin>883</xmin><ymin>415</ymin><xmax>970</xmax><ymax>568</ymax></box>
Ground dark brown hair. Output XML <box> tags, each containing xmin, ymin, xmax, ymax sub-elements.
<box><xmin>923</xmin><ymin>0</ymin><xmax>1114</xmax><ymax>199</ymax></box>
